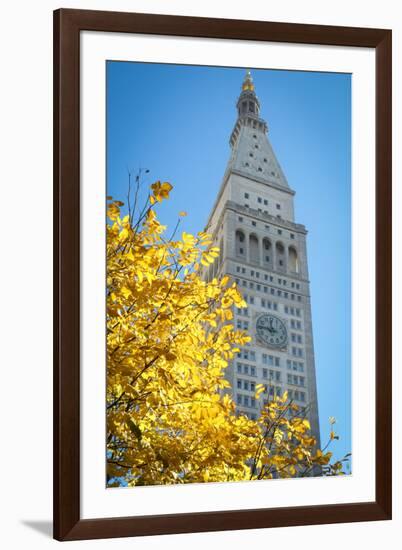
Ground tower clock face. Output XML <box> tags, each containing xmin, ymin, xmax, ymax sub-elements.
<box><xmin>256</xmin><ymin>314</ymin><xmax>288</xmax><ymax>348</ymax></box>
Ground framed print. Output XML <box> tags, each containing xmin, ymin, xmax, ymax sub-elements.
<box><xmin>53</xmin><ymin>8</ymin><xmax>392</xmax><ymax>541</ymax></box>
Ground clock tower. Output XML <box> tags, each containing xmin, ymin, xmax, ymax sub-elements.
<box><xmin>205</xmin><ymin>70</ymin><xmax>320</xmax><ymax>449</ymax></box>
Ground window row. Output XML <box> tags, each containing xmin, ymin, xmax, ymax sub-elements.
<box><xmin>235</xmin><ymin>265</ymin><xmax>300</xmax><ymax>290</ymax></box>
<box><xmin>284</xmin><ymin>306</ymin><xmax>302</xmax><ymax>317</ymax></box>
<box><xmin>236</xmin><ymin>394</ymin><xmax>257</xmax><ymax>408</ymax></box>
<box><xmin>260</xmin><ymin>299</ymin><xmax>278</xmax><ymax>311</ymax></box>
<box><xmin>287</xmin><ymin>374</ymin><xmax>305</xmax><ymax>387</ymax></box>
<box><xmin>263</xmin><ymin>369</ymin><xmax>282</xmax><ymax>382</ymax></box>
<box><xmin>287</xmin><ymin>360</ymin><xmax>305</xmax><ymax>373</ymax></box>
<box><xmin>290</xmin><ymin>319</ymin><xmax>302</xmax><ymax>330</ymax></box>
<box><xmin>291</xmin><ymin>333</ymin><xmax>303</xmax><ymax>344</ymax></box>
<box><xmin>291</xmin><ymin>347</ymin><xmax>304</xmax><ymax>358</ymax></box>
<box><xmin>237</xmin><ymin>349</ymin><xmax>256</xmax><ymax>361</ymax></box>
<box><xmin>237</xmin><ymin>378</ymin><xmax>256</xmax><ymax>392</ymax></box>
<box><xmin>235</xmin><ymin>230</ymin><xmax>299</xmax><ymax>273</ymax></box>
<box><xmin>236</xmin><ymin>362</ymin><xmax>256</xmax><ymax>376</ymax></box>
<box><xmin>288</xmin><ymin>389</ymin><xmax>306</xmax><ymax>402</ymax></box>
<box><xmin>262</xmin><ymin>354</ymin><xmax>280</xmax><ymax>367</ymax></box>
<box><xmin>235</xmin><ymin>278</ymin><xmax>302</xmax><ymax>302</ymax></box>
<box><xmin>237</xmin><ymin>215</ymin><xmax>296</xmax><ymax>240</ymax></box>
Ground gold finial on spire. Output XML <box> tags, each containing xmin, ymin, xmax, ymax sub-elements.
<box><xmin>242</xmin><ymin>69</ymin><xmax>255</xmax><ymax>91</ymax></box>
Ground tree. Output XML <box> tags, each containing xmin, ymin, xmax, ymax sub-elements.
<box><xmin>106</xmin><ymin>180</ymin><xmax>348</xmax><ymax>487</ymax></box>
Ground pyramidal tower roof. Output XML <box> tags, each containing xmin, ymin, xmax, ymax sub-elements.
<box><xmin>224</xmin><ymin>70</ymin><xmax>293</xmax><ymax>194</ymax></box>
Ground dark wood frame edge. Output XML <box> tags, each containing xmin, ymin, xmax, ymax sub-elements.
<box><xmin>53</xmin><ymin>8</ymin><xmax>392</xmax><ymax>541</ymax></box>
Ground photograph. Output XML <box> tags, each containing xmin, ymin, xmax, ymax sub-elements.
<box><xmin>105</xmin><ymin>61</ymin><xmax>352</xmax><ymax>488</ymax></box>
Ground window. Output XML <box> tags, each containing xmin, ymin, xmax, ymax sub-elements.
<box><xmin>253</xmin><ymin>134</ymin><xmax>257</xmax><ymax>139</ymax></box>
<box><xmin>242</xmin><ymin>267</ymin><xmax>246</xmax><ymax>274</ymax></box>
<box><xmin>249</xmin><ymin>152</ymin><xmax>254</xmax><ymax>158</ymax></box>
<box><xmin>275</xmin><ymin>371</ymin><xmax>281</xmax><ymax>382</ymax></box>
<box><xmin>237</xmin><ymin>379</ymin><xmax>242</xmax><ymax>389</ymax></box>
<box><xmin>263</xmin><ymin>368</ymin><xmax>268</xmax><ymax>378</ymax></box>
<box><xmin>290</xmin><ymin>233</ymin><xmax>295</xmax><ymax>239</ymax></box>
<box><xmin>276</xmin><ymin>204</ymin><xmax>281</xmax><ymax>210</ymax></box>
<box><xmin>250</xmin><ymin>366</ymin><xmax>256</xmax><ymax>377</ymax></box>
<box><xmin>256</xmin><ymin>272</ymin><xmax>260</xmax><ymax>278</ymax></box>
<box><xmin>238</xmin><ymin>216</ymin><xmax>243</xmax><ymax>222</ymax></box>
<box><xmin>245</xmin><ymin>162</ymin><xmax>249</xmax><ymax>167</ymax></box>
<box><xmin>237</xmin><ymin>394</ymin><xmax>242</xmax><ymax>405</ymax></box>
<box><xmin>265</xmin><ymin>225</ymin><xmax>270</xmax><ymax>230</ymax></box>
<box><xmin>258</xmin><ymin>197</ymin><xmax>262</xmax><ymax>203</ymax></box>
<box><xmin>258</xmin><ymin>167</ymin><xmax>262</xmax><ymax>172</ymax></box>
<box><xmin>264</xmin><ymin>199</ymin><xmax>268</xmax><ymax>205</ymax></box>
<box><xmin>251</xmin><ymin>270</ymin><xmax>254</xmax><ymax>276</ymax></box>
<box><xmin>265</xmin><ymin>255</ymin><xmax>270</xmax><ymax>262</ymax></box>
<box><xmin>244</xmin><ymin>396</ymin><xmax>249</xmax><ymax>407</ymax></box>
<box><xmin>263</xmin><ymin>158</ymin><xmax>267</xmax><ymax>163</ymax></box>
<box><xmin>244</xmin><ymin>381</ymin><xmax>249</xmax><ymax>391</ymax></box>
<box><xmin>244</xmin><ymin>192</ymin><xmax>249</xmax><ymax>198</ymax></box>
<box><xmin>252</xmin><ymin>221</ymin><xmax>256</xmax><ymax>227</ymax></box>
<box><xmin>277</xmin><ymin>229</ymin><xmax>282</xmax><ymax>235</ymax></box>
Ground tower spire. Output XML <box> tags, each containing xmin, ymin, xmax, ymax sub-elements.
<box><xmin>236</xmin><ymin>69</ymin><xmax>261</xmax><ymax>121</ymax></box>
<box><xmin>242</xmin><ymin>69</ymin><xmax>255</xmax><ymax>92</ymax></box>
<box><xmin>227</xmin><ymin>70</ymin><xmax>291</xmax><ymax>191</ymax></box>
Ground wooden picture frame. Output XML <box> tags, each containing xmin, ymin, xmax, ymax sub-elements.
<box><xmin>53</xmin><ymin>8</ymin><xmax>392</xmax><ymax>541</ymax></box>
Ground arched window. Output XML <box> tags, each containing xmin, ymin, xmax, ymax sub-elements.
<box><xmin>276</xmin><ymin>241</ymin><xmax>286</xmax><ymax>271</ymax></box>
<box><xmin>262</xmin><ymin>238</ymin><xmax>272</xmax><ymax>268</ymax></box>
<box><xmin>235</xmin><ymin>230</ymin><xmax>245</xmax><ymax>258</ymax></box>
<box><xmin>288</xmin><ymin>246</ymin><xmax>299</xmax><ymax>273</ymax></box>
<box><xmin>249</xmin><ymin>234</ymin><xmax>259</xmax><ymax>264</ymax></box>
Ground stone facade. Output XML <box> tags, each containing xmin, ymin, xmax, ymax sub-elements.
<box><xmin>204</xmin><ymin>71</ymin><xmax>320</xmax><ymax>448</ymax></box>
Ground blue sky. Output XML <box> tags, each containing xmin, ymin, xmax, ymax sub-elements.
<box><xmin>107</xmin><ymin>61</ymin><xmax>351</xmax><ymax>466</ymax></box>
